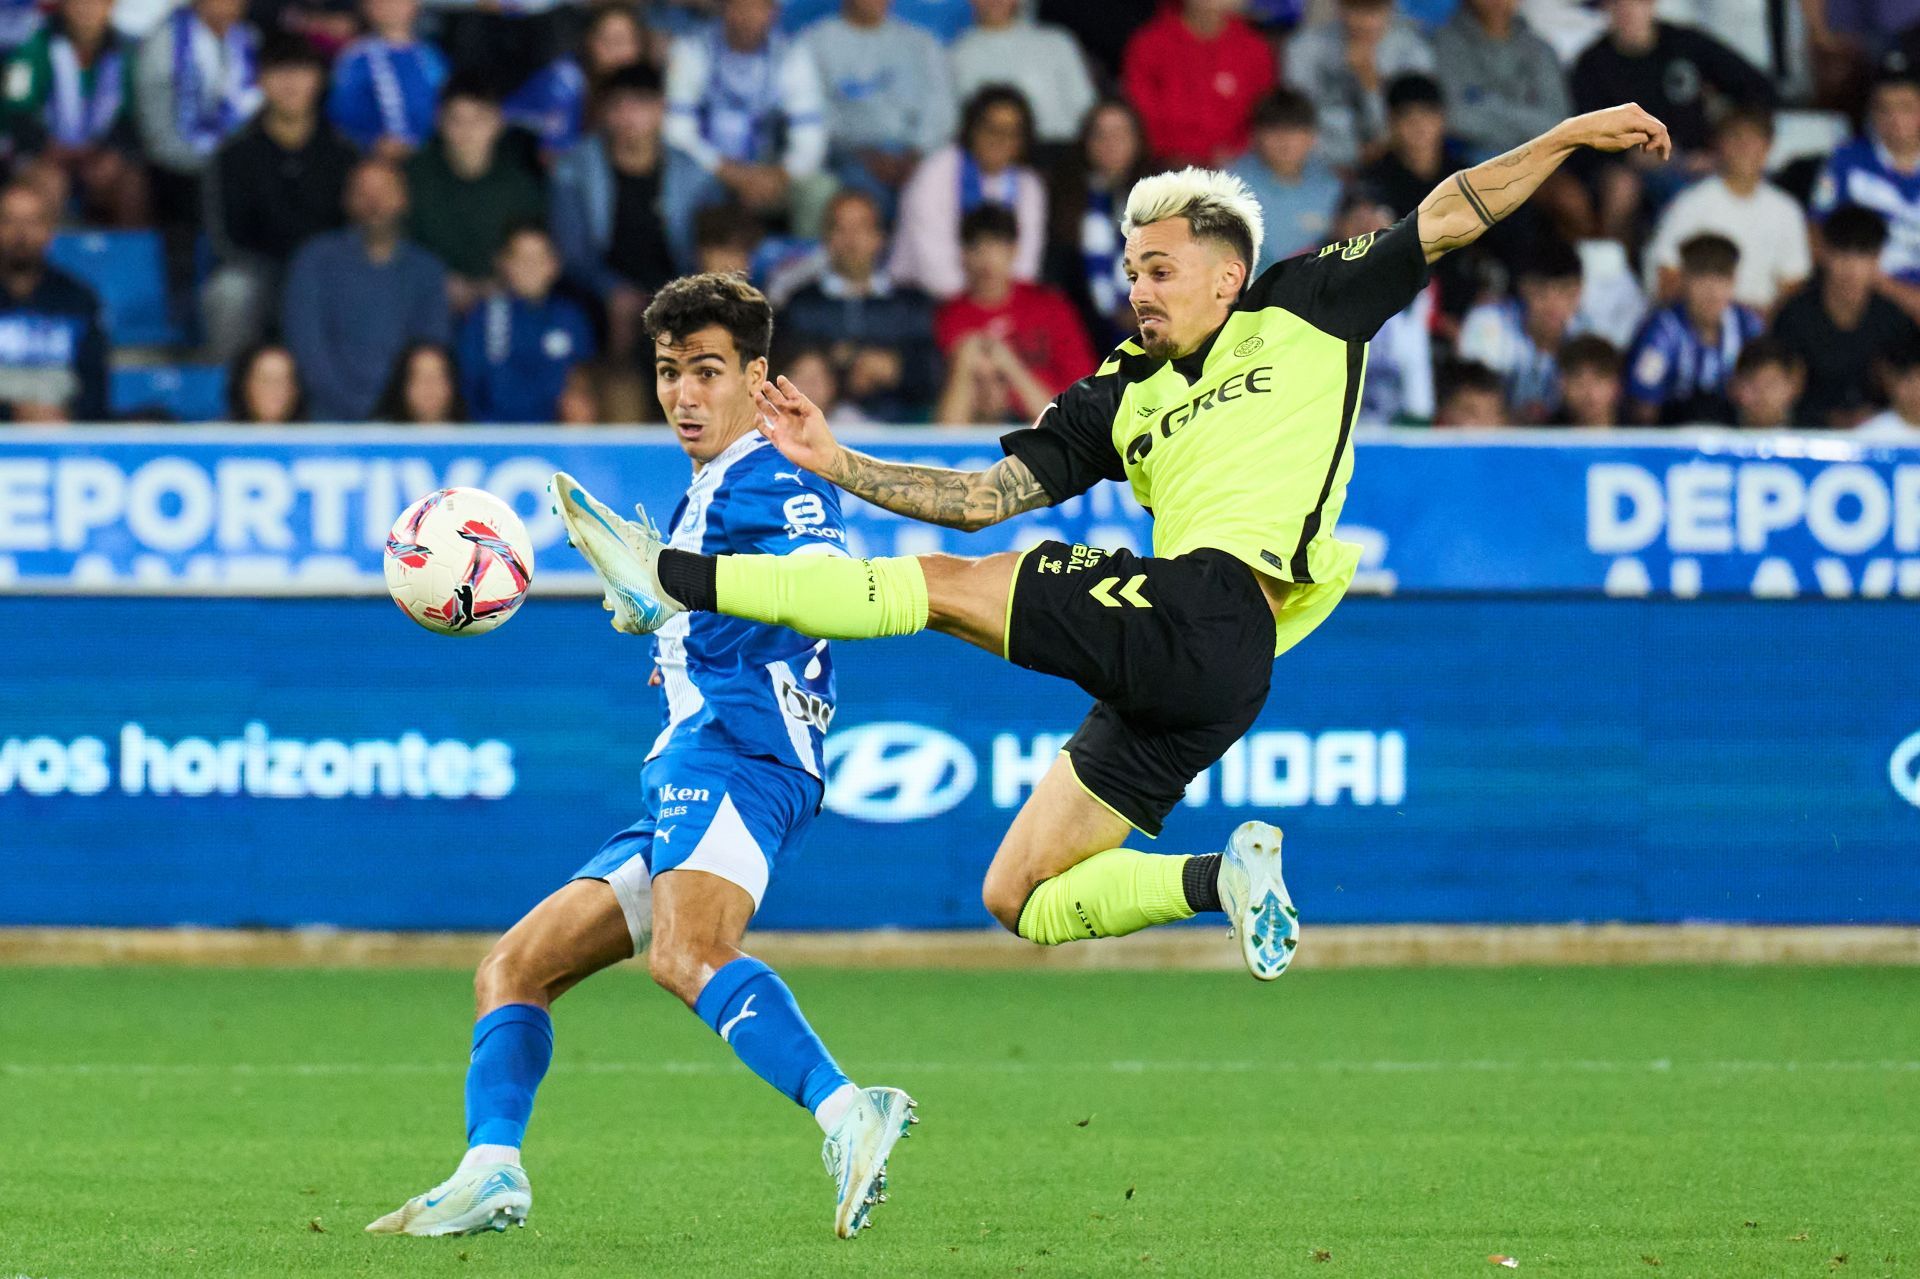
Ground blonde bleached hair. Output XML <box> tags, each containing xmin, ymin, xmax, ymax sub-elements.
<box><xmin>1121</xmin><ymin>167</ymin><xmax>1265</xmax><ymax>279</ymax></box>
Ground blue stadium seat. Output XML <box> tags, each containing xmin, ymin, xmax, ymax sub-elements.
<box><xmin>110</xmin><ymin>364</ymin><xmax>228</xmax><ymax>422</ymax></box>
<box><xmin>48</xmin><ymin>230</ymin><xmax>186</xmax><ymax>348</ymax></box>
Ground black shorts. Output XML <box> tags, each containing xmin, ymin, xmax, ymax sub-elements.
<box><xmin>1005</xmin><ymin>542</ymin><xmax>1274</xmax><ymax>836</ymax></box>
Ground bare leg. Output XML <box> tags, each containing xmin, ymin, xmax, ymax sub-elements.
<box><xmin>646</xmin><ymin>869</ymin><xmax>756</xmax><ymax>1007</ymax></box>
<box><xmin>917</xmin><ymin>551</ymin><xmax>1022</xmax><ymax>656</ymax></box>
<box><xmin>473</xmin><ymin>879</ymin><xmax>635</xmax><ymax>1017</ymax></box>
<box><xmin>979</xmin><ymin>753</ymin><xmax>1134</xmax><ymax>930</ymax></box>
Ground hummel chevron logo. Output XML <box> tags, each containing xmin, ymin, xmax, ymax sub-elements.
<box><xmin>1089</xmin><ymin>575</ymin><xmax>1151</xmax><ymax>608</ymax></box>
<box><xmin>719</xmin><ymin>995</ymin><xmax>758</xmax><ymax>1042</ymax></box>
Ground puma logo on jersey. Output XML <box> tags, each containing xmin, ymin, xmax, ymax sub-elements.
<box><xmin>1125</xmin><ymin>365</ymin><xmax>1276</xmax><ymax>465</ymax></box>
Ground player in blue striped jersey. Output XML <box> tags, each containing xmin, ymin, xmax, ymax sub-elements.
<box><xmin>366</xmin><ymin>274</ymin><xmax>915</xmax><ymax>1243</ymax></box>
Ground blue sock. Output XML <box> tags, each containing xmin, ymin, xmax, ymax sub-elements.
<box><xmin>693</xmin><ymin>957</ymin><xmax>851</xmax><ymax>1113</ymax></box>
<box><xmin>465</xmin><ymin>1003</ymin><xmax>554</xmax><ymax>1148</ymax></box>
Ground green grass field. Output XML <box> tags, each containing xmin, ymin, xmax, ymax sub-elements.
<box><xmin>5</xmin><ymin>964</ymin><xmax>1916</xmax><ymax>1278</ymax></box>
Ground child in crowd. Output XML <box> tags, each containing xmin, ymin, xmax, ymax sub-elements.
<box><xmin>457</xmin><ymin>222</ymin><xmax>595</xmax><ymax>423</ymax></box>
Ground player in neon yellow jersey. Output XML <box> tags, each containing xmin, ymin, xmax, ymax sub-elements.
<box><xmin>554</xmin><ymin>102</ymin><xmax>1671</xmax><ymax>979</ymax></box>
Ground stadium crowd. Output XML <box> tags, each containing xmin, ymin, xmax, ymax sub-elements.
<box><xmin>3</xmin><ymin>0</ymin><xmax>1920</xmax><ymax>431</ymax></box>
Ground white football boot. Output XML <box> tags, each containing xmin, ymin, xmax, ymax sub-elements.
<box><xmin>548</xmin><ymin>471</ymin><xmax>681</xmax><ymax>636</ymax></box>
<box><xmin>364</xmin><ymin>1162</ymin><xmax>531</xmax><ymax>1237</ymax></box>
<box><xmin>821</xmin><ymin>1086</ymin><xmax>918</xmax><ymax>1238</ymax></box>
<box><xmin>1217</xmin><ymin>820</ymin><xmax>1299</xmax><ymax>981</ymax></box>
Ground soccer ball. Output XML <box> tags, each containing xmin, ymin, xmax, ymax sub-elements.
<box><xmin>385</xmin><ymin>487</ymin><xmax>535</xmax><ymax>636</ymax></box>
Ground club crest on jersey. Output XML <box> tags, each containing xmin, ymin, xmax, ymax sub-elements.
<box><xmin>1233</xmin><ymin>336</ymin><xmax>1263</xmax><ymax>357</ymax></box>
<box><xmin>1124</xmin><ymin>365</ymin><xmax>1275</xmax><ymax>465</ymax></box>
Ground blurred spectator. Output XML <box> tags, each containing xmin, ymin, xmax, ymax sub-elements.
<box><xmin>373</xmin><ymin>338</ymin><xmax>465</xmax><ymax>422</ymax></box>
<box><xmin>1229</xmin><ymin>89</ymin><xmax>1340</xmax><ymax>267</ymax></box>
<box><xmin>779</xmin><ymin>186</ymin><xmax>939</xmax><ymax>419</ymax></box>
<box><xmin>404</xmin><ymin>75</ymin><xmax>546</xmax><ymax>312</ymax></box>
<box><xmin>557</xmin><ymin>363</ymin><xmax>601</xmax><ymax>424</ymax></box>
<box><xmin>1570</xmin><ymin>0</ymin><xmax>1773</xmax><ymax>161</ymax></box>
<box><xmin>1121</xmin><ymin>0</ymin><xmax>1274</xmax><ymax>167</ymax></box>
<box><xmin>1814</xmin><ymin>63</ymin><xmax>1920</xmax><ymax>315</ymax></box>
<box><xmin>776</xmin><ymin>340</ymin><xmax>873</xmax><ymax>425</ymax></box>
<box><xmin>0</xmin><ymin>0</ymin><xmax>40</xmax><ymax>48</ymax></box>
<box><xmin>1728</xmin><ymin>336</ymin><xmax>1805</xmax><ymax>428</ymax></box>
<box><xmin>889</xmin><ymin>84</ymin><xmax>1044</xmax><ymax>299</ymax></box>
<box><xmin>1457</xmin><ymin>238</ymin><xmax>1587</xmax><ymax>424</ymax></box>
<box><xmin>801</xmin><ymin>0</ymin><xmax>956</xmax><ymax>206</ymax></box>
<box><xmin>1434</xmin><ymin>359</ymin><xmax>1509</xmax><ymax>426</ymax></box>
<box><xmin>1858</xmin><ymin>339</ymin><xmax>1920</xmax><ymax>436</ymax></box>
<box><xmin>325</xmin><ymin>0</ymin><xmax>447</xmax><ymax>156</ymax></box>
<box><xmin>1429</xmin><ymin>0</ymin><xmax>1567</xmax><ymax>159</ymax></box>
<box><xmin>227</xmin><ymin>340</ymin><xmax>305</xmax><ymax>421</ymax></box>
<box><xmin>1036</xmin><ymin>0</ymin><xmax>1157</xmax><ymax>85</ymax></box>
<box><xmin>503</xmin><ymin>3</ymin><xmax>646</xmax><ymax>156</ymax></box>
<box><xmin>948</xmin><ymin>0</ymin><xmax>1094</xmax><ymax>147</ymax></box>
<box><xmin>662</xmin><ymin>0</ymin><xmax>827</xmax><ymax>269</ymax></box>
<box><xmin>934</xmin><ymin>203</ymin><xmax>1092</xmax><ymax>424</ymax></box>
<box><xmin>456</xmin><ymin>221</ymin><xmax>594</xmax><ymax>421</ymax></box>
<box><xmin>1622</xmin><ymin>232</ymin><xmax>1760</xmax><ymax>424</ymax></box>
<box><xmin>1552</xmin><ymin>334</ymin><xmax>1624</xmax><ymax>426</ymax></box>
<box><xmin>782</xmin><ymin>0</ymin><xmax>977</xmax><ymax>41</ymax></box>
<box><xmin>1280</xmin><ymin>0</ymin><xmax>1434</xmax><ymax>170</ymax></box>
<box><xmin>1772</xmin><ymin>204</ymin><xmax>1920</xmax><ymax>426</ymax></box>
<box><xmin>1045</xmin><ymin>97</ymin><xmax>1156</xmax><ymax>349</ymax></box>
<box><xmin>283</xmin><ymin>159</ymin><xmax>450</xmax><ymax>419</ymax></box>
<box><xmin>2</xmin><ymin>0</ymin><xmax>147</xmax><ymax>226</ymax></box>
<box><xmin>1643</xmin><ymin>108</ymin><xmax>1811</xmax><ymax>312</ymax></box>
<box><xmin>1337</xmin><ymin>190</ymin><xmax>1435</xmax><ymax>424</ymax></box>
<box><xmin>135</xmin><ymin>0</ymin><xmax>261</xmax><ymax>222</ymax></box>
<box><xmin>692</xmin><ymin>200</ymin><xmax>762</xmax><ymax>274</ymax></box>
<box><xmin>1356</xmin><ymin>74</ymin><xmax>1457</xmax><ymax>217</ymax></box>
<box><xmin>550</xmin><ymin>64</ymin><xmax>670</xmax><ymax>357</ymax></box>
<box><xmin>201</xmin><ymin>35</ymin><xmax>353</xmax><ymax>363</ymax></box>
<box><xmin>0</xmin><ymin>180</ymin><xmax>106</xmax><ymax>422</ymax></box>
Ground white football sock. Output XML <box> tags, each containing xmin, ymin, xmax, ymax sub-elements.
<box><xmin>813</xmin><ymin>1083</ymin><xmax>859</xmax><ymax>1135</ymax></box>
<box><xmin>459</xmin><ymin>1142</ymin><xmax>522</xmax><ymax>1172</ymax></box>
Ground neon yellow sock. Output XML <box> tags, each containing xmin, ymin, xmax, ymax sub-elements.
<box><xmin>1015</xmin><ymin>850</ymin><xmax>1197</xmax><ymax>945</ymax></box>
<box><xmin>714</xmin><ymin>554</ymin><xmax>929</xmax><ymax>640</ymax></box>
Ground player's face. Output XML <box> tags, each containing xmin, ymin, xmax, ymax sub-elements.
<box><xmin>1123</xmin><ymin>218</ymin><xmax>1244</xmax><ymax>360</ymax></box>
<box><xmin>655</xmin><ymin>324</ymin><xmax>769</xmax><ymax>462</ymax></box>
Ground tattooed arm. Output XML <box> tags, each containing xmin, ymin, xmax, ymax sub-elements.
<box><xmin>820</xmin><ymin>450</ymin><xmax>1050</xmax><ymax>532</ymax></box>
<box><xmin>1417</xmin><ymin>104</ymin><xmax>1671</xmax><ymax>264</ymax></box>
<box><xmin>753</xmin><ymin>373</ymin><xmax>1051</xmax><ymax>531</ymax></box>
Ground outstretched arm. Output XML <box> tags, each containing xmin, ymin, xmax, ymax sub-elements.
<box><xmin>1417</xmin><ymin>104</ymin><xmax>1671</xmax><ymax>264</ymax></box>
<box><xmin>755</xmin><ymin>375</ymin><xmax>1050</xmax><ymax>532</ymax></box>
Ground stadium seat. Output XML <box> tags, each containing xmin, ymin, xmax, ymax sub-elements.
<box><xmin>47</xmin><ymin>230</ymin><xmax>187</xmax><ymax>348</ymax></box>
<box><xmin>110</xmin><ymin>364</ymin><xmax>228</xmax><ymax>422</ymax></box>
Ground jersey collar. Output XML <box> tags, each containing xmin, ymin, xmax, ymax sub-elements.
<box><xmin>1169</xmin><ymin>323</ymin><xmax>1224</xmax><ymax>385</ymax></box>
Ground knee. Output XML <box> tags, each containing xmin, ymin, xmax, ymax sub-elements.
<box><xmin>474</xmin><ymin>940</ymin><xmax>541</xmax><ymax>1013</ymax></box>
<box><xmin>647</xmin><ymin>940</ymin><xmax>706</xmax><ymax>1007</ymax></box>
<box><xmin>980</xmin><ymin>867</ymin><xmax>1034</xmax><ymax>935</ymax></box>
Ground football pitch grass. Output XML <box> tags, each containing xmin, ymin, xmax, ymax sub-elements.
<box><xmin>5</xmin><ymin>964</ymin><xmax>1915</xmax><ymax>1278</ymax></box>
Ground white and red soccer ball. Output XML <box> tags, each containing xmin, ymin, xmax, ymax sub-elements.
<box><xmin>385</xmin><ymin>488</ymin><xmax>535</xmax><ymax>636</ymax></box>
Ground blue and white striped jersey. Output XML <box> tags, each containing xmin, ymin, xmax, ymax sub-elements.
<box><xmin>648</xmin><ymin>433</ymin><xmax>848</xmax><ymax>778</ymax></box>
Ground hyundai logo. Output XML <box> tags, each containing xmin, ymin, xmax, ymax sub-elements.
<box><xmin>823</xmin><ymin>723</ymin><xmax>977</xmax><ymax>823</ymax></box>
<box><xmin>1892</xmin><ymin>732</ymin><xmax>1920</xmax><ymax>809</ymax></box>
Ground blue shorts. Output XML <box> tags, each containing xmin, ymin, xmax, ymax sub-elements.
<box><xmin>571</xmin><ymin>750</ymin><xmax>822</xmax><ymax>945</ymax></box>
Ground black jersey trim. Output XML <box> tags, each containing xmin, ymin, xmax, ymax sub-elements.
<box><xmin>1286</xmin><ymin>338</ymin><xmax>1366</xmax><ymax>583</ymax></box>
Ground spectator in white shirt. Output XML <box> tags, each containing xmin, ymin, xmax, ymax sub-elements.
<box><xmin>887</xmin><ymin>83</ymin><xmax>1045</xmax><ymax>299</ymax></box>
<box><xmin>661</xmin><ymin>0</ymin><xmax>828</xmax><ymax>265</ymax></box>
<box><xmin>1643</xmin><ymin>107</ymin><xmax>1811</xmax><ymax>313</ymax></box>
<box><xmin>947</xmin><ymin>0</ymin><xmax>1094</xmax><ymax>146</ymax></box>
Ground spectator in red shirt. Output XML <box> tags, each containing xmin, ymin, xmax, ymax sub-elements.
<box><xmin>935</xmin><ymin>204</ymin><xmax>1095</xmax><ymax>424</ymax></box>
<box><xmin>1121</xmin><ymin>0</ymin><xmax>1275</xmax><ymax>167</ymax></box>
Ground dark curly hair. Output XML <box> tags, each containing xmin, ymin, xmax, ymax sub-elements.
<box><xmin>642</xmin><ymin>272</ymin><xmax>773</xmax><ymax>366</ymax></box>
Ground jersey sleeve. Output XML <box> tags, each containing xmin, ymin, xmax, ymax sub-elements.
<box><xmin>724</xmin><ymin>459</ymin><xmax>851</xmax><ymax>557</ymax></box>
<box><xmin>998</xmin><ymin>362</ymin><xmax>1127</xmax><ymax>504</ymax></box>
<box><xmin>1242</xmin><ymin>216</ymin><xmax>1431</xmax><ymax>341</ymax></box>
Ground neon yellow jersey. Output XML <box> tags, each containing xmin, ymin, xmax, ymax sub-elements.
<box><xmin>1003</xmin><ymin>218</ymin><xmax>1429</xmax><ymax>591</ymax></box>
